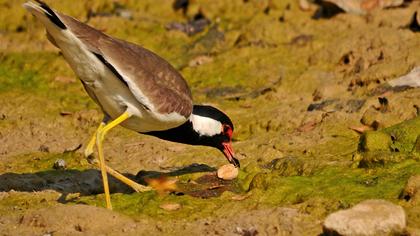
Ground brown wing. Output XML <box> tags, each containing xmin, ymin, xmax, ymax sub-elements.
<box><xmin>58</xmin><ymin>14</ymin><xmax>193</xmax><ymax>118</ymax></box>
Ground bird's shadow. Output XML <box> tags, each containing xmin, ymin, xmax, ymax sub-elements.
<box><xmin>0</xmin><ymin>163</ymin><xmax>217</xmax><ymax>203</ymax></box>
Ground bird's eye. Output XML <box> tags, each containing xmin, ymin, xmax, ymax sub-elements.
<box><xmin>223</xmin><ymin>125</ymin><xmax>230</xmax><ymax>133</ymax></box>
<box><xmin>222</xmin><ymin>124</ymin><xmax>233</xmax><ymax>140</ymax></box>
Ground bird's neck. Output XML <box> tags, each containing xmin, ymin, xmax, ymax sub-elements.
<box><xmin>144</xmin><ymin>113</ymin><xmax>220</xmax><ymax>146</ymax></box>
<box><xmin>145</xmin><ymin>119</ymin><xmax>200</xmax><ymax>145</ymax></box>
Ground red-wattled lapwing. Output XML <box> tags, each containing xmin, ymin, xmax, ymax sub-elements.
<box><xmin>23</xmin><ymin>1</ymin><xmax>239</xmax><ymax>210</ymax></box>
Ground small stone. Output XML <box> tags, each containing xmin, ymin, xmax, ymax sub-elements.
<box><xmin>323</xmin><ymin>199</ymin><xmax>406</xmax><ymax>236</ymax></box>
<box><xmin>116</xmin><ymin>9</ymin><xmax>133</xmax><ymax>20</ymax></box>
<box><xmin>39</xmin><ymin>144</ymin><xmax>50</xmax><ymax>153</ymax></box>
<box><xmin>388</xmin><ymin>67</ymin><xmax>420</xmax><ymax>88</ymax></box>
<box><xmin>53</xmin><ymin>159</ymin><xmax>66</xmax><ymax>170</ymax></box>
<box><xmin>400</xmin><ymin>175</ymin><xmax>420</xmax><ymax>202</ymax></box>
<box><xmin>159</xmin><ymin>203</ymin><xmax>181</xmax><ymax>211</ymax></box>
<box><xmin>299</xmin><ymin>0</ymin><xmax>311</xmax><ymax>11</ymax></box>
<box><xmin>217</xmin><ymin>164</ymin><xmax>239</xmax><ymax>180</ymax></box>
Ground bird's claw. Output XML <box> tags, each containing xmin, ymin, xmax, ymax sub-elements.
<box><xmin>132</xmin><ymin>184</ymin><xmax>153</xmax><ymax>193</ymax></box>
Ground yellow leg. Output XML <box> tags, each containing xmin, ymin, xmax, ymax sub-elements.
<box><xmin>96</xmin><ymin>112</ymin><xmax>131</xmax><ymax>210</ymax></box>
<box><xmin>84</xmin><ymin>121</ymin><xmax>106</xmax><ymax>158</ymax></box>
<box><xmin>85</xmin><ymin>113</ymin><xmax>152</xmax><ymax>209</ymax></box>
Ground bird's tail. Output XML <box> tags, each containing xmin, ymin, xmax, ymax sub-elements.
<box><xmin>23</xmin><ymin>0</ymin><xmax>67</xmax><ymax>30</ymax></box>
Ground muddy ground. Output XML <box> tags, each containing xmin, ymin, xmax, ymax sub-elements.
<box><xmin>0</xmin><ymin>0</ymin><xmax>419</xmax><ymax>235</ymax></box>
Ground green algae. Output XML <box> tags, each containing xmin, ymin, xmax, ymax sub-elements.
<box><xmin>0</xmin><ymin>53</ymin><xmax>48</xmax><ymax>92</ymax></box>
<box><xmin>384</xmin><ymin>117</ymin><xmax>420</xmax><ymax>153</ymax></box>
<box><xmin>0</xmin><ymin>152</ymin><xmax>90</xmax><ymax>174</ymax></box>
<box><xmin>359</xmin><ymin>131</ymin><xmax>392</xmax><ymax>152</ymax></box>
<box><xmin>0</xmin><ymin>51</ymin><xmax>97</xmax><ymax>115</ymax></box>
<box><xmin>68</xmin><ymin>159</ymin><xmax>420</xmax><ymax>221</ymax></box>
<box><xmin>358</xmin><ymin>117</ymin><xmax>420</xmax><ymax>166</ymax></box>
<box><xmin>253</xmin><ymin>159</ymin><xmax>420</xmax><ymax>214</ymax></box>
<box><xmin>76</xmin><ymin>190</ymin><xmax>245</xmax><ymax>220</ymax></box>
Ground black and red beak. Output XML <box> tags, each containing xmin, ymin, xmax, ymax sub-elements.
<box><xmin>221</xmin><ymin>142</ymin><xmax>240</xmax><ymax>168</ymax></box>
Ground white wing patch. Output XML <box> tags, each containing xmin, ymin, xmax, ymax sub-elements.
<box><xmin>190</xmin><ymin>114</ymin><xmax>222</xmax><ymax>136</ymax></box>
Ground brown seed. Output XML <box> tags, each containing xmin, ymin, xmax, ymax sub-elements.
<box><xmin>159</xmin><ymin>203</ymin><xmax>181</xmax><ymax>211</ymax></box>
<box><xmin>217</xmin><ymin>164</ymin><xmax>239</xmax><ymax>180</ymax></box>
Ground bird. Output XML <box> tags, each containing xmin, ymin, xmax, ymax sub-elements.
<box><xmin>23</xmin><ymin>0</ymin><xmax>239</xmax><ymax>210</ymax></box>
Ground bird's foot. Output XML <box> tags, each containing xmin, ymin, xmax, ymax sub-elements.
<box><xmin>104</xmin><ymin>165</ymin><xmax>153</xmax><ymax>193</ymax></box>
<box><xmin>130</xmin><ymin>183</ymin><xmax>153</xmax><ymax>193</ymax></box>
<box><xmin>84</xmin><ymin>148</ymin><xmax>94</xmax><ymax>159</ymax></box>
<box><xmin>86</xmin><ymin>154</ymin><xmax>98</xmax><ymax>165</ymax></box>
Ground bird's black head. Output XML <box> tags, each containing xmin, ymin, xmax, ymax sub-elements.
<box><xmin>190</xmin><ymin>105</ymin><xmax>240</xmax><ymax>167</ymax></box>
<box><xmin>145</xmin><ymin>105</ymin><xmax>239</xmax><ymax>167</ymax></box>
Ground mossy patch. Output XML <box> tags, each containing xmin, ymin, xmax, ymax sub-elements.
<box><xmin>0</xmin><ymin>152</ymin><xmax>90</xmax><ymax>174</ymax></box>
<box><xmin>67</xmin><ymin>159</ymin><xmax>420</xmax><ymax>221</ymax></box>
<box><xmin>359</xmin><ymin>131</ymin><xmax>392</xmax><ymax>152</ymax></box>
<box><xmin>384</xmin><ymin>117</ymin><xmax>420</xmax><ymax>153</ymax></box>
<box><xmin>358</xmin><ymin>117</ymin><xmax>420</xmax><ymax>166</ymax></box>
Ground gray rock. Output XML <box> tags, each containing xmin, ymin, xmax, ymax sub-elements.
<box><xmin>323</xmin><ymin>199</ymin><xmax>406</xmax><ymax>236</ymax></box>
<box><xmin>388</xmin><ymin>67</ymin><xmax>420</xmax><ymax>88</ymax></box>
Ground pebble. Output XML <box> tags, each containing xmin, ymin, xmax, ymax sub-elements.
<box><xmin>116</xmin><ymin>9</ymin><xmax>133</xmax><ymax>20</ymax></box>
<box><xmin>299</xmin><ymin>0</ymin><xmax>311</xmax><ymax>11</ymax></box>
<box><xmin>400</xmin><ymin>175</ymin><xmax>420</xmax><ymax>202</ymax></box>
<box><xmin>323</xmin><ymin>199</ymin><xmax>406</xmax><ymax>236</ymax></box>
<box><xmin>217</xmin><ymin>164</ymin><xmax>239</xmax><ymax>180</ymax></box>
<box><xmin>53</xmin><ymin>159</ymin><xmax>66</xmax><ymax>170</ymax></box>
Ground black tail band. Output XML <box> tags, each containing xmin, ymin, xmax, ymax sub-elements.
<box><xmin>35</xmin><ymin>0</ymin><xmax>67</xmax><ymax>29</ymax></box>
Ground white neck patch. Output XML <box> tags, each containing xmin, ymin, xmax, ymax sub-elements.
<box><xmin>190</xmin><ymin>114</ymin><xmax>222</xmax><ymax>136</ymax></box>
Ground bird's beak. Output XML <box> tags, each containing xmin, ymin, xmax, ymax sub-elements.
<box><xmin>222</xmin><ymin>142</ymin><xmax>240</xmax><ymax>168</ymax></box>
